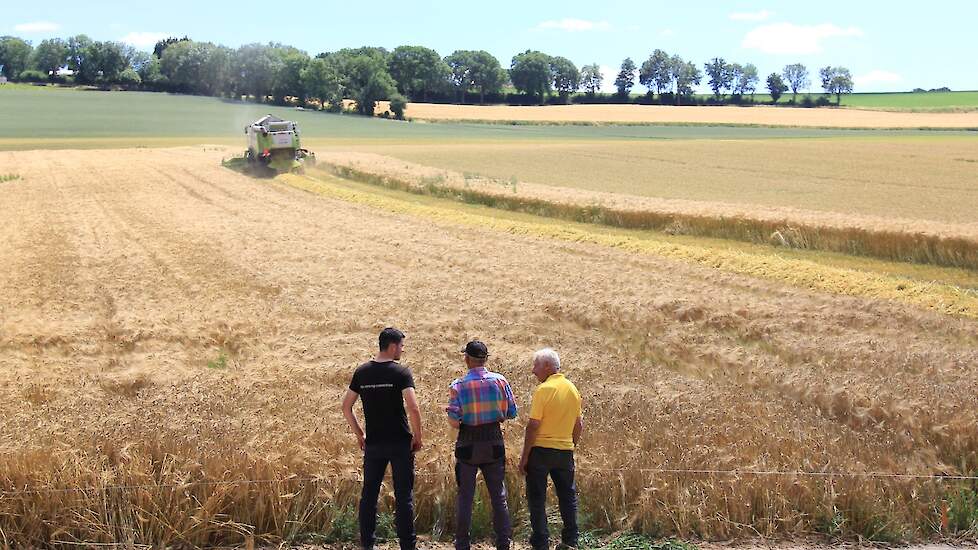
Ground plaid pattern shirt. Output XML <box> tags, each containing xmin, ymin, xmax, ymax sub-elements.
<box><xmin>446</xmin><ymin>368</ymin><xmax>518</xmax><ymax>426</ymax></box>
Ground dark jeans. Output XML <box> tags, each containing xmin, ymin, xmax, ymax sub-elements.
<box><xmin>454</xmin><ymin>442</ymin><xmax>511</xmax><ymax>550</ymax></box>
<box><xmin>360</xmin><ymin>442</ymin><xmax>416</xmax><ymax>550</ymax></box>
<box><xmin>525</xmin><ymin>447</ymin><xmax>578</xmax><ymax>550</ymax></box>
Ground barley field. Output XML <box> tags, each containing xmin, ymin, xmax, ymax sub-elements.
<box><xmin>1</xmin><ymin>146</ymin><xmax>977</xmax><ymax>546</ymax></box>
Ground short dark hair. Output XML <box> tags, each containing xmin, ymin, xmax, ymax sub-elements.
<box><xmin>379</xmin><ymin>327</ymin><xmax>405</xmax><ymax>351</ymax></box>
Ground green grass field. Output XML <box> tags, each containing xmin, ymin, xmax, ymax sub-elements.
<box><xmin>743</xmin><ymin>91</ymin><xmax>978</xmax><ymax>110</ymax></box>
<box><xmin>662</xmin><ymin>90</ymin><xmax>978</xmax><ymax>111</ymax></box>
<box><xmin>1</xmin><ymin>86</ymin><xmax>971</xmax><ymax>151</ymax></box>
<box><xmin>840</xmin><ymin>90</ymin><xmax>978</xmax><ymax>110</ymax></box>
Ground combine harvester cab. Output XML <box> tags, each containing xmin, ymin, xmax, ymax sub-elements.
<box><xmin>244</xmin><ymin>114</ymin><xmax>316</xmax><ymax>174</ymax></box>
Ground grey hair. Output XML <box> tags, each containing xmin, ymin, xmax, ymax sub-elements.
<box><xmin>533</xmin><ymin>348</ymin><xmax>560</xmax><ymax>370</ymax></box>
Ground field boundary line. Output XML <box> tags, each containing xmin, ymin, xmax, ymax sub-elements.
<box><xmin>406</xmin><ymin>116</ymin><xmax>978</xmax><ymax>132</ymax></box>
<box><xmin>2</xmin><ymin>468</ymin><xmax>977</xmax><ymax>498</ymax></box>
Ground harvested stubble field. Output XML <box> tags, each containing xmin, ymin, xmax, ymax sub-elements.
<box><xmin>392</xmin><ymin>102</ymin><xmax>978</xmax><ymax>129</ymax></box>
<box><xmin>1</xmin><ymin>146</ymin><xmax>978</xmax><ymax>546</ymax></box>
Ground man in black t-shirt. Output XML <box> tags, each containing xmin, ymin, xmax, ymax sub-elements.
<box><xmin>341</xmin><ymin>327</ymin><xmax>423</xmax><ymax>550</ymax></box>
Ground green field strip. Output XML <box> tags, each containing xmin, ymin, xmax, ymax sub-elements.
<box><xmin>3</xmin><ymin>86</ymin><xmax>975</xmax><ymax>148</ymax></box>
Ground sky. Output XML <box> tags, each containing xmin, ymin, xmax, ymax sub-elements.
<box><xmin>4</xmin><ymin>0</ymin><xmax>977</xmax><ymax>93</ymax></box>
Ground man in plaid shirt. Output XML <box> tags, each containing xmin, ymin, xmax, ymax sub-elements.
<box><xmin>446</xmin><ymin>340</ymin><xmax>518</xmax><ymax>550</ymax></box>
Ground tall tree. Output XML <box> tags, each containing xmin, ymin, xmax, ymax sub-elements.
<box><xmin>388</xmin><ymin>45</ymin><xmax>449</xmax><ymax>102</ymax></box>
<box><xmin>614</xmin><ymin>57</ymin><xmax>636</xmax><ymax>98</ymax></box>
<box><xmin>704</xmin><ymin>57</ymin><xmax>733</xmax><ymax>99</ymax></box>
<box><xmin>510</xmin><ymin>50</ymin><xmax>552</xmax><ymax>103</ymax></box>
<box><xmin>233</xmin><ymin>43</ymin><xmax>282</xmax><ymax>101</ymax></box>
<box><xmin>29</xmin><ymin>38</ymin><xmax>67</xmax><ymax>80</ymax></box>
<box><xmin>729</xmin><ymin>63</ymin><xmax>744</xmax><ymax>97</ymax></box>
<box><xmin>270</xmin><ymin>45</ymin><xmax>310</xmax><ymax>104</ymax></box>
<box><xmin>65</xmin><ymin>35</ymin><xmax>92</xmax><ymax>83</ymax></box>
<box><xmin>766</xmin><ymin>73</ymin><xmax>787</xmax><ymax>104</ymax></box>
<box><xmin>444</xmin><ymin>50</ymin><xmax>475</xmax><ymax>102</ymax></box>
<box><xmin>138</xmin><ymin>55</ymin><xmax>167</xmax><ymax>90</ymax></box>
<box><xmin>580</xmin><ymin>63</ymin><xmax>602</xmax><ymax>95</ymax></box>
<box><xmin>202</xmin><ymin>44</ymin><xmax>233</xmax><ymax>96</ymax></box>
<box><xmin>733</xmin><ymin>63</ymin><xmax>759</xmax><ymax>98</ymax></box>
<box><xmin>0</xmin><ymin>36</ymin><xmax>33</xmax><ymax>79</ymax></box>
<box><xmin>468</xmin><ymin>50</ymin><xmax>505</xmax><ymax>104</ymax></box>
<box><xmin>83</xmin><ymin>41</ymin><xmax>128</xmax><ymax>84</ymax></box>
<box><xmin>639</xmin><ymin>49</ymin><xmax>671</xmax><ymax>96</ymax></box>
<box><xmin>782</xmin><ymin>63</ymin><xmax>809</xmax><ymax>102</ymax></box>
<box><xmin>342</xmin><ymin>53</ymin><xmax>397</xmax><ymax>116</ymax></box>
<box><xmin>819</xmin><ymin>66</ymin><xmax>854</xmax><ymax>105</ymax></box>
<box><xmin>160</xmin><ymin>40</ymin><xmax>208</xmax><ymax>93</ymax></box>
<box><xmin>301</xmin><ymin>56</ymin><xmax>343</xmax><ymax>110</ymax></box>
<box><xmin>153</xmin><ymin>36</ymin><xmax>190</xmax><ymax>59</ymax></box>
<box><xmin>673</xmin><ymin>58</ymin><xmax>702</xmax><ymax>104</ymax></box>
<box><xmin>549</xmin><ymin>56</ymin><xmax>579</xmax><ymax>103</ymax></box>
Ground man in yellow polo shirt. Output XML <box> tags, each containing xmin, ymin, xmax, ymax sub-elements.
<box><xmin>518</xmin><ymin>348</ymin><xmax>583</xmax><ymax>550</ymax></box>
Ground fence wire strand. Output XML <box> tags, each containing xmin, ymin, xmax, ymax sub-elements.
<box><xmin>2</xmin><ymin>467</ymin><xmax>976</xmax><ymax>498</ymax></box>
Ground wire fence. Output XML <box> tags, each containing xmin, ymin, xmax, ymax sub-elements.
<box><xmin>2</xmin><ymin>466</ymin><xmax>976</xmax><ymax>498</ymax></box>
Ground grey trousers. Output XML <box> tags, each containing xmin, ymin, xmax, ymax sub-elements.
<box><xmin>454</xmin><ymin>443</ymin><xmax>511</xmax><ymax>550</ymax></box>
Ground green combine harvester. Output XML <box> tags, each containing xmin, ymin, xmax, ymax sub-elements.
<box><xmin>243</xmin><ymin>114</ymin><xmax>315</xmax><ymax>173</ymax></box>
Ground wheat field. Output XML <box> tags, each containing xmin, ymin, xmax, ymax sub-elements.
<box><xmin>388</xmin><ymin>102</ymin><xmax>978</xmax><ymax>129</ymax></box>
<box><xmin>1</xmin><ymin>147</ymin><xmax>977</xmax><ymax>546</ymax></box>
<box><xmin>311</xmin><ymin>151</ymin><xmax>978</xmax><ymax>271</ymax></box>
<box><xmin>345</xmin><ymin>138</ymin><xmax>978</xmax><ymax>225</ymax></box>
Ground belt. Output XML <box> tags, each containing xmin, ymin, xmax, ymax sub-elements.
<box><xmin>456</xmin><ymin>422</ymin><xmax>503</xmax><ymax>444</ymax></box>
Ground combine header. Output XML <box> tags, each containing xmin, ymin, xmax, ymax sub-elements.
<box><xmin>243</xmin><ymin>114</ymin><xmax>315</xmax><ymax>173</ymax></box>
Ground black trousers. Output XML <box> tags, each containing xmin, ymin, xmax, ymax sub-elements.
<box><xmin>359</xmin><ymin>442</ymin><xmax>416</xmax><ymax>550</ymax></box>
<box><xmin>525</xmin><ymin>447</ymin><xmax>578</xmax><ymax>550</ymax></box>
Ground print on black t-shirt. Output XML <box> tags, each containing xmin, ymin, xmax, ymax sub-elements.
<box><xmin>349</xmin><ymin>360</ymin><xmax>416</xmax><ymax>445</ymax></box>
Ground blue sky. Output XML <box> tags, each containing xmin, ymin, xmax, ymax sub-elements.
<box><xmin>5</xmin><ymin>0</ymin><xmax>976</xmax><ymax>93</ymax></box>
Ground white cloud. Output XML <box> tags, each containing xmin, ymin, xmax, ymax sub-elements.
<box><xmin>536</xmin><ymin>19</ymin><xmax>611</xmax><ymax>32</ymax></box>
<box><xmin>729</xmin><ymin>10</ymin><xmax>773</xmax><ymax>22</ymax></box>
<box><xmin>659</xmin><ymin>28</ymin><xmax>676</xmax><ymax>38</ymax></box>
<box><xmin>855</xmin><ymin>70</ymin><xmax>902</xmax><ymax>87</ymax></box>
<box><xmin>14</xmin><ymin>21</ymin><xmax>61</xmax><ymax>33</ymax></box>
<box><xmin>742</xmin><ymin>23</ymin><xmax>863</xmax><ymax>55</ymax></box>
<box><xmin>121</xmin><ymin>32</ymin><xmax>171</xmax><ymax>49</ymax></box>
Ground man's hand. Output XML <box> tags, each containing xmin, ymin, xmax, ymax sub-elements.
<box><xmin>520</xmin><ymin>419</ymin><xmax>541</xmax><ymax>476</ymax></box>
<box><xmin>404</xmin><ymin>388</ymin><xmax>423</xmax><ymax>454</ymax></box>
<box><xmin>341</xmin><ymin>389</ymin><xmax>365</xmax><ymax>452</ymax></box>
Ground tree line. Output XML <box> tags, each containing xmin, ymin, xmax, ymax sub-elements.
<box><xmin>0</xmin><ymin>34</ymin><xmax>857</xmax><ymax>117</ymax></box>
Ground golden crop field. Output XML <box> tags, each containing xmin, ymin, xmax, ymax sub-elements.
<box><xmin>344</xmin><ymin>138</ymin><xmax>978</xmax><ymax>225</ymax></box>
<box><xmin>1</xmin><ymin>146</ymin><xmax>977</xmax><ymax>546</ymax></box>
<box><xmin>312</xmin><ymin>149</ymin><xmax>978</xmax><ymax>271</ymax></box>
<box><xmin>390</xmin><ymin>102</ymin><xmax>978</xmax><ymax>129</ymax></box>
